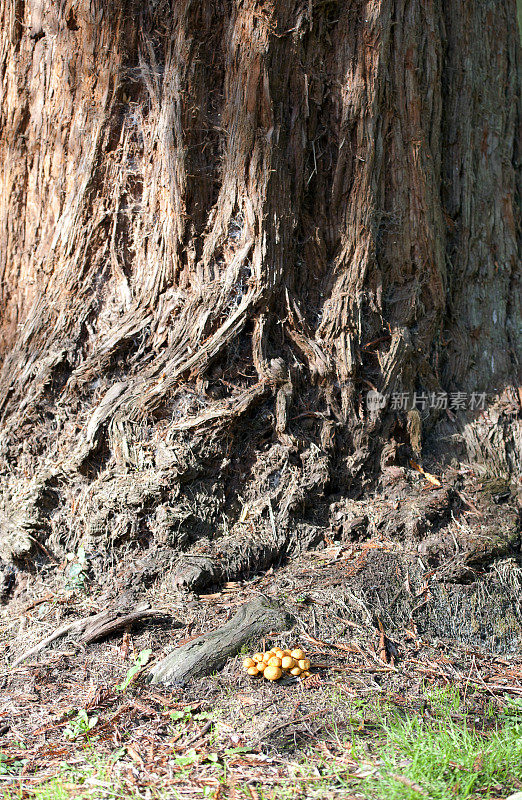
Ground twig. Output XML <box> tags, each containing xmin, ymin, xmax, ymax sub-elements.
<box><xmin>455</xmin><ymin>490</ymin><xmax>483</xmax><ymax>517</ymax></box>
<box><xmin>389</xmin><ymin>774</ymin><xmax>427</xmax><ymax>795</ymax></box>
<box><xmin>463</xmin><ymin>657</ymin><xmax>475</xmax><ymax>704</ymax></box>
<box><xmin>27</xmin><ymin>535</ymin><xmax>60</xmax><ymax>564</ymax></box>
<box><xmin>473</xmin><ymin>664</ymin><xmax>503</xmax><ymax>701</ymax></box>
<box><xmin>268</xmin><ymin>499</ymin><xmax>277</xmax><ymax>540</ymax></box>
<box><xmin>179</xmin><ymin>720</ymin><xmax>213</xmax><ymax>749</ymax></box>
<box><xmin>262</xmin><ymin>712</ymin><xmax>320</xmax><ymax>738</ymax></box>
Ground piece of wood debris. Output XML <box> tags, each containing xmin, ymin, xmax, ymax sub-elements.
<box><xmin>11</xmin><ymin>603</ymin><xmax>176</xmax><ymax>667</ymax></box>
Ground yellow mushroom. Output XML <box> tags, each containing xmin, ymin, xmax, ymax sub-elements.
<box><xmin>298</xmin><ymin>658</ymin><xmax>311</xmax><ymax>671</ymax></box>
<box><xmin>267</xmin><ymin>656</ymin><xmax>282</xmax><ymax>668</ymax></box>
<box><xmin>247</xmin><ymin>666</ymin><xmax>260</xmax><ymax>676</ymax></box>
<box><xmin>281</xmin><ymin>656</ymin><xmax>295</xmax><ymax>670</ymax></box>
<box><xmin>243</xmin><ymin>657</ymin><xmax>256</xmax><ymax>670</ymax></box>
<box><xmin>290</xmin><ymin>666</ymin><xmax>302</xmax><ymax>676</ymax></box>
<box><xmin>252</xmin><ymin>653</ymin><xmax>264</xmax><ymax>663</ymax></box>
<box><xmin>262</xmin><ymin>651</ymin><xmax>274</xmax><ymax>663</ymax></box>
<box><xmin>264</xmin><ymin>665</ymin><xmax>283</xmax><ymax>681</ymax></box>
<box><xmin>291</xmin><ymin>649</ymin><xmax>306</xmax><ymax>661</ymax></box>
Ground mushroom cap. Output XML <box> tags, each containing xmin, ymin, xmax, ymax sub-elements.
<box><xmin>247</xmin><ymin>666</ymin><xmax>260</xmax><ymax>676</ymax></box>
<box><xmin>281</xmin><ymin>656</ymin><xmax>295</xmax><ymax>670</ymax></box>
<box><xmin>298</xmin><ymin>658</ymin><xmax>311</xmax><ymax>671</ymax></box>
<box><xmin>291</xmin><ymin>649</ymin><xmax>306</xmax><ymax>660</ymax></box>
<box><xmin>264</xmin><ymin>665</ymin><xmax>283</xmax><ymax>681</ymax></box>
<box><xmin>290</xmin><ymin>666</ymin><xmax>302</xmax><ymax>676</ymax></box>
<box><xmin>243</xmin><ymin>657</ymin><xmax>256</xmax><ymax>670</ymax></box>
<box><xmin>252</xmin><ymin>653</ymin><xmax>264</xmax><ymax>663</ymax></box>
<box><xmin>262</xmin><ymin>651</ymin><xmax>274</xmax><ymax>663</ymax></box>
<box><xmin>267</xmin><ymin>656</ymin><xmax>282</xmax><ymax>667</ymax></box>
<box><xmin>282</xmin><ymin>649</ymin><xmax>292</xmax><ymax>656</ymax></box>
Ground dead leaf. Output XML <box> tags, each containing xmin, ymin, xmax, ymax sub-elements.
<box><xmin>146</xmin><ymin>692</ymin><xmax>178</xmax><ymax>707</ymax></box>
<box><xmin>353</xmin><ymin>762</ymin><xmax>378</xmax><ymax>778</ymax></box>
<box><xmin>377</xmin><ymin>618</ymin><xmax>388</xmax><ymax>664</ymax></box>
<box><xmin>120</xmin><ymin>630</ymin><xmax>130</xmax><ymax>660</ymax></box>
<box><xmin>126</xmin><ymin>744</ymin><xmax>144</xmax><ymax>768</ymax></box>
<box><xmin>410</xmin><ymin>460</ymin><xmax>442</xmax><ymax>487</ymax></box>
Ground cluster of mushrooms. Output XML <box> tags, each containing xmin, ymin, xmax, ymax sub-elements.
<box><xmin>243</xmin><ymin>647</ymin><xmax>311</xmax><ymax>681</ymax></box>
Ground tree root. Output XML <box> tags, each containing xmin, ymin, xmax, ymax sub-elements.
<box><xmin>148</xmin><ymin>595</ymin><xmax>294</xmax><ymax>687</ymax></box>
<box><xmin>171</xmin><ymin>511</ymin><xmax>325</xmax><ymax>594</ymax></box>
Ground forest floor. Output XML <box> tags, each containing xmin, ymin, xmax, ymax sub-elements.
<box><xmin>1</xmin><ymin>536</ymin><xmax>522</xmax><ymax>800</ymax></box>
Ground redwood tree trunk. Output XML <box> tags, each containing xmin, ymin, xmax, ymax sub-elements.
<box><xmin>0</xmin><ymin>1</ymin><xmax>520</xmax><ymax>608</ymax></box>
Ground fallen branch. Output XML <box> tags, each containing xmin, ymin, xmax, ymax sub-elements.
<box><xmin>81</xmin><ymin>608</ymin><xmax>173</xmax><ymax>644</ymax></box>
<box><xmin>11</xmin><ymin>603</ymin><xmax>175</xmax><ymax>667</ymax></box>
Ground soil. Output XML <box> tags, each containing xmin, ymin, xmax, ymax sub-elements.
<box><xmin>0</xmin><ymin>463</ymin><xmax>521</xmax><ymax>794</ymax></box>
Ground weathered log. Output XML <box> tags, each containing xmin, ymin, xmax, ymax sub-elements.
<box><xmin>148</xmin><ymin>596</ymin><xmax>295</xmax><ymax>687</ymax></box>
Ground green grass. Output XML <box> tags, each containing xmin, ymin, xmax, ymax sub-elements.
<box><xmin>0</xmin><ymin>752</ymin><xmax>138</xmax><ymax>800</ymax></box>
<box><xmin>2</xmin><ymin>690</ymin><xmax>522</xmax><ymax>800</ymax></box>
<box><xmin>266</xmin><ymin>690</ymin><xmax>522</xmax><ymax>800</ymax></box>
<box><xmin>355</xmin><ymin>691</ymin><xmax>522</xmax><ymax>799</ymax></box>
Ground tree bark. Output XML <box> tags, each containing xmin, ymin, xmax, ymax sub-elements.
<box><xmin>0</xmin><ymin>1</ymin><xmax>520</xmax><ymax>638</ymax></box>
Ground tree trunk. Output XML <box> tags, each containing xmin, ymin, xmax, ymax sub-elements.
<box><xmin>0</xmin><ymin>1</ymin><xmax>520</xmax><ymax>646</ymax></box>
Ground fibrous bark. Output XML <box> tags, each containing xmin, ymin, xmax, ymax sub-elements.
<box><xmin>0</xmin><ymin>1</ymin><xmax>519</xmax><ymax>636</ymax></box>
